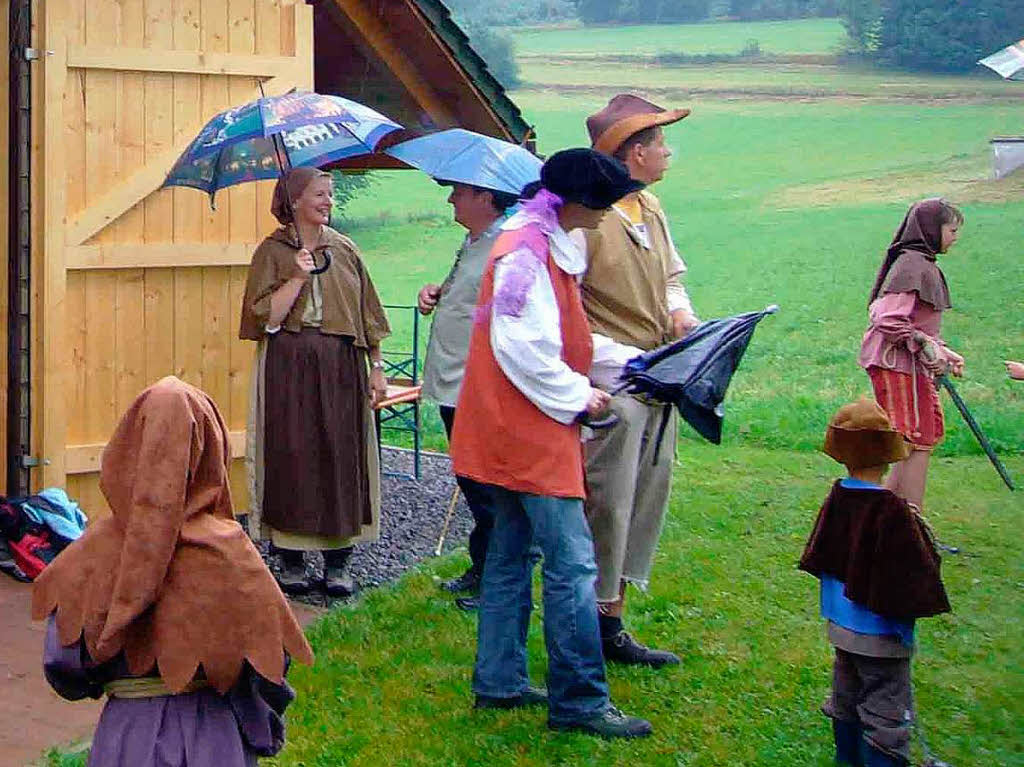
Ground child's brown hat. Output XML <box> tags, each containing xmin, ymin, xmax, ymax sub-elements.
<box><xmin>823</xmin><ymin>398</ymin><xmax>912</xmax><ymax>469</ymax></box>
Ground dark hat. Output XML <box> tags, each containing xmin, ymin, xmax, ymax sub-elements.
<box><xmin>823</xmin><ymin>398</ymin><xmax>912</xmax><ymax>470</ymax></box>
<box><xmin>538</xmin><ymin>148</ymin><xmax>644</xmax><ymax>210</ymax></box>
<box><xmin>587</xmin><ymin>94</ymin><xmax>690</xmax><ymax>156</ymax></box>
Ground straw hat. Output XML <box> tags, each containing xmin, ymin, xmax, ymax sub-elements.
<box><xmin>586</xmin><ymin>94</ymin><xmax>690</xmax><ymax>156</ymax></box>
<box><xmin>823</xmin><ymin>398</ymin><xmax>912</xmax><ymax>469</ymax></box>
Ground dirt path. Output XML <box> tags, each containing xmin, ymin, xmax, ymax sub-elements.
<box><xmin>0</xmin><ymin>577</ymin><xmax>323</xmax><ymax>767</ymax></box>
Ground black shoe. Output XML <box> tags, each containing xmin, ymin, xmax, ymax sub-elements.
<box><xmin>474</xmin><ymin>686</ymin><xmax>548</xmax><ymax>710</ymax></box>
<box><xmin>602</xmin><ymin>630</ymin><xmax>680</xmax><ymax>668</ymax></box>
<box><xmin>325</xmin><ymin>570</ymin><xmax>357</xmax><ymax>598</ymax></box>
<box><xmin>548</xmin><ymin>705</ymin><xmax>653</xmax><ymax>739</ymax></box>
<box><xmin>324</xmin><ymin>548</ymin><xmax>358</xmax><ymax>598</ymax></box>
<box><xmin>274</xmin><ymin>549</ymin><xmax>310</xmax><ymax>595</ymax></box>
<box><xmin>276</xmin><ymin>565</ymin><xmax>311</xmax><ymax>596</ymax></box>
<box><xmin>442</xmin><ymin>568</ymin><xmax>481</xmax><ymax>594</ymax></box>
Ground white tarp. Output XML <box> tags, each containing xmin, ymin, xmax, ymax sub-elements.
<box><xmin>978</xmin><ymin>40</ymin><xmax>1024</xmax><ymax>80</ymax></box>
<box><xmin>991</xmin><ymin>138</ymin><xmax>1024</xmax><ymax>179</ymax></box>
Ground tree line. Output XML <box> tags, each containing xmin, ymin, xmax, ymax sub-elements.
<box><xmin>444</xmin><ymin>0</ymin><xmax>1016</xmax><ymax>88</ymax></box>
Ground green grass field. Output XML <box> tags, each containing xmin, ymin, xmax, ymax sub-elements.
<box><xmin>46</xmin><ymin>18</ymin><xmax>1024</xmax><ymax>767</ymax></box>
<box><xmin>274</xmin><ymin>447</ymin><xmax>1024</xmax><ymax>767</ymax></box>
<box><xmin>510</xmin><ymin>17</ymin><xmax>847</xmax><ymax>57</ymax></box>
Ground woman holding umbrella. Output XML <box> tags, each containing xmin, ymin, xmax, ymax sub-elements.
<box><xmin>240</xmin><ymin>166</ymin><xmax>390</xmax><ymax>596</ymax></box>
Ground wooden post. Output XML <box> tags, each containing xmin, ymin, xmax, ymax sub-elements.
<box><xmin>35</xmin><ymin>0</ymin><xmax>68</xmax><ymax>489</ymax></box>
<box><xmin>0</xmin><ymin>0</ymin><xmax>9</xmax><ymax>487</ymax></box>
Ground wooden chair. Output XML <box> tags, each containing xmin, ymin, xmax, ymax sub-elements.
<box><xmin>374</xmin><ymin>305</ymin><xmax>422</xmax><ymax>480</ymax></box>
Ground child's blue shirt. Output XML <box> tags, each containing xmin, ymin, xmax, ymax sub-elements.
<box><xmin>818</xmin><ymin>477</ymin><xmax>915</xmax><ymax>647</ymax></box>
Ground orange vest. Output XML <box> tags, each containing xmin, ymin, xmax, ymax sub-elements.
<box><xmin>451</xmin><ymin>227</ymin><xmax>593</xmax><ymax>499</ymax></box>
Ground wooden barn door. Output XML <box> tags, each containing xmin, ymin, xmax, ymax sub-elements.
<box><xmin>33</xmin><ymin>0</ymin><xmax>314</xmax><ymax>516</ymax></box>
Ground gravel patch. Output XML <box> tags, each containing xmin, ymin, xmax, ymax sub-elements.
<box><xmin>259</xmin><ymin>447</ymin><xmax>474</xmax><ymax>606</ymax></box>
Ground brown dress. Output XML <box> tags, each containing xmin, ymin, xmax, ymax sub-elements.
<box><xmin>239</xmin><ymin>225</ymin><xmax>390</xmax><ymax>545</ymax></box>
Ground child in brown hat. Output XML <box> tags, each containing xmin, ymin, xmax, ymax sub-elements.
<box><xmin>799</xmin><ymin>398</ymin><xmax>951</xmax><ymax>767</ymax></box>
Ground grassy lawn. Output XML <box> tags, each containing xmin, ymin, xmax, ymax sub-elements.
<box><xmin>49</xmin><ymin>450</ymin><xmax>1023</xmax><ymax>767</ymax></box>
<box><xmin>270</xmin><ymin>447</ymin><xmax>1024</xmax><ymax>766</ymax></box>
<box><xmin>510</xmin><ymin>18</ymin><xmax>847</xmax><ymax>57</ymax></box>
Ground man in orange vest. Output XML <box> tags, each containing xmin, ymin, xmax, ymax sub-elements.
<box><xmin>450</xmin><ymin>149</ymin><xmax>653</xmax><ymax>738</ymax></box>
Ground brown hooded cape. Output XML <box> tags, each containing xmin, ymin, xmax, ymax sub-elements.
<box><xmin>32</xmin><ymin>377</ymin><xmax>314</xmax><ymax>694</ymax></box>
<box><xmin>869</xmin><ymin>198</ymin><xmax>951</xmax><ymax>310</ymax></box>
<box><xmin>799</xmin><ymin>482</ymin><xmax>950</xmax><ymax>620</ymax></box>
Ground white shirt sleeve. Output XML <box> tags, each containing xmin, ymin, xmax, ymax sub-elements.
<box><xmin>590</xmin><ymin>333</ymin><xmax>643</xmax><ymax>390</ymax></box>
<box><xmin>490</xmin><ymin>248</ymin><xmax>592</xmax><ymax>425</ymax></box>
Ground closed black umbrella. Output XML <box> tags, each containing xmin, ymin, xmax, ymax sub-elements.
<box><xmin>613</xmin><ymin>305</ymin><xmax>778</xmax><ymax>451</ymax></box>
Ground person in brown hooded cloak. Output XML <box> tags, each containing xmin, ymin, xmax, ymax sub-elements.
<box><xmin>858</xmin><ymin>198</ymin><xmax>965</xmax><ymax>513</ymax></box>
<box><xmin>239</xmin><ymin>167</ymin><xmax>391</xmax><ymax>596</ymax></box>
<box><xmin>33</xmin><ymin>376</ymin><xmax>314</xmax><ymax>766</ymax></box>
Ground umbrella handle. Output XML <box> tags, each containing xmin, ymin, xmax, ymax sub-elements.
<box><xmin>310</xmin><ymin>248</ymin><xmax>332</xmax><ymax>275</ymax></box>
<box><xmin>577</xmin><ymin>412</ymin><xmax>620</xmax><ymax>429</ymax></box>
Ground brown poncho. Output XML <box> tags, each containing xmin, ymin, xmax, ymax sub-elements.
<box><xmin>868</xmin><ymin>198</ymin><xmax>951</xmax><ymax>310</ymax></box>
<box><xmin>32</xmin><ymin>377</ymin><xmax>314</xmax><ymax>693</ymax></box>
<box><xmin>798</xmin><ymin>482</ymin><xmax>951</xmax><ymax>620</ymax></box>
<box><xmin>238</xmin><ymin>224</ymin><xmax>390</xmax><ymax>347</ymax></box>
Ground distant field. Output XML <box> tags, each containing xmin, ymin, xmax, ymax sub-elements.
<box><xmin>509</xmin><ymin>17</ymin><xmax>846</xmax><ymax>57</ymax></box>
<box><xmin>516</xmin><ymin>60</ymin><xmax>1024</xmax><ymax>99</ymax></box>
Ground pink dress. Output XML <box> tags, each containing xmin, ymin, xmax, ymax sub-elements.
<box><xmin>859</xmin><ymin>292</ymin><xmax>946</xmax><ymax>448</ymax></box>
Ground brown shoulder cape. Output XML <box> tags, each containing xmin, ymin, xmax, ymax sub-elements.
<box><xmin>32</xmin><ymin>377</ymin><xmax>314</xmax><ymax>693</ymax></box>
<box><xmin>881</xmin><ymin>250</ymin><xmax>951</xmax><ymax>311</ymax></box>
<box><xmin>798</xmin><ymin>482</ymin><xmax>950</xmax><ymax>619</ymax></box>
<box><xmin>238</xmin><ymin>225</ymin><xmax>390</xmax><ymax>346</ymax></box>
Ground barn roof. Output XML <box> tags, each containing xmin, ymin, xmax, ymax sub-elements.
<box><xmin>312</xmin><ymin>0</ymin><xmax>534</xmax><ymax>169</ymax></box>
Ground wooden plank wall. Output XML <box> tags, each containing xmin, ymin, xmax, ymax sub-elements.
<box><xmin>55</xmin><ymin>0</ymin><xmax>310</xmax><ymax>517</ymax></box>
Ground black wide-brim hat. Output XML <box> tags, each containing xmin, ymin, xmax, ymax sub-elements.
<box><xmin>540</xmin><ymin>148</ymin><xmax>644</xmax><ymax>210</ymax></box>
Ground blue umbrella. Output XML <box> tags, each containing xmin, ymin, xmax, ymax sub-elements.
<box><xmin>383</xmin><ymin>128</ymin><xmax>541</xmax><ymax>195</ymax></box>
<box><xmin>164</xmin><ymin>90</ymin><xmax>402</xmax><ymax>272</ymax></box>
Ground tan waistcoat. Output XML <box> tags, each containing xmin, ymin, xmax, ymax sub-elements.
<box><xmin>581</xmin><ymin>191</ymin><xmax>675</xmax><ymax>351</ymax></box>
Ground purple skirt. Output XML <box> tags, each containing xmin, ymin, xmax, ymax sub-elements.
<box><xmin>43</xmin><ymin>618</ymin><xmax>291</xmax><ymax>766</ymax></box>
<box><xmin>89</xmin><ymin>692</ymin><xmax>257</xmax><ymax>767</ymax></box>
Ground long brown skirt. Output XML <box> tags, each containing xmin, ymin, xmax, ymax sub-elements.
<box><xmin>262</xmin><ymin>328</ymin><xmax>372</xmax><ymax>538</ymax></box>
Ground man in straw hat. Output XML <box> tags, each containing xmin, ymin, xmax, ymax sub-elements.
<box><xmin>799</xmin><ymin>398</ymin><xmax>950</xmax><ymax>767</ymax></box>
<box><xmin>577</xmin><ymin>93</ymin><xmax>699</xmax><ymax>667</ymax></box>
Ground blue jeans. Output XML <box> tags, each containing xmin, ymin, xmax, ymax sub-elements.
<box><xmin>472</xmin><ymin>486</ymin><xmax>609</xmax><ymax>723</ymax></box>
